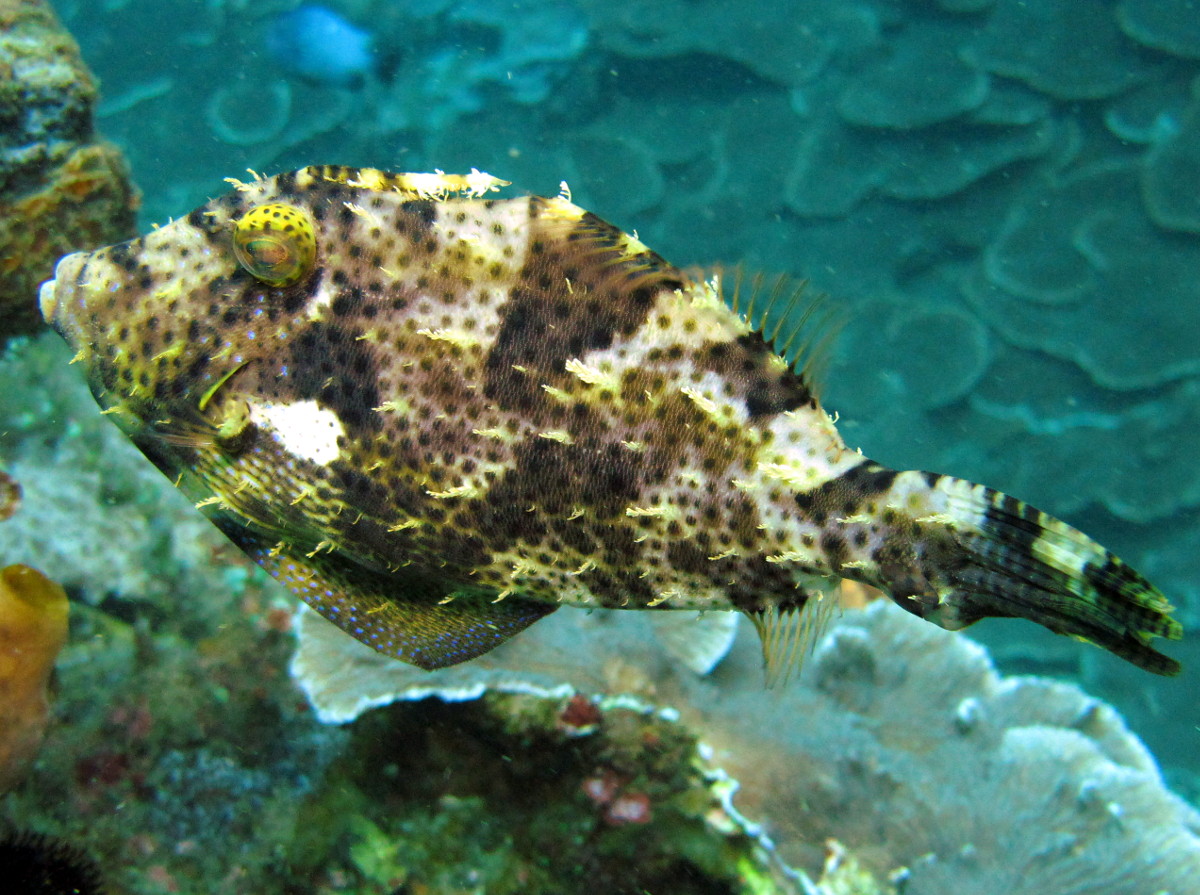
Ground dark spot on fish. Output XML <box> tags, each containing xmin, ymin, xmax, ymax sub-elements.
<box><xmin>108</xmin><ymin>243</ymin><xmax>130</xmax><ymax>266</ymax></box>
<box><xmin>185</xmin><ymin>353</ymin><xmax>209</xmax><ymax>381</ymax></box>
<box><xmin>286</xmin><ymin>322</ymin><xmax>382</xmax><ymax>433</ymax></box>
<box><xmin>797</xmin><ymin>462</ymin><xmax>898</xmax><ymax>522</ymax></box>
<box><xmin>334</xmin><ymin>462</ymin><xmax>389</xmax><ymax>508</ymax></box>
<box><xmin>821</xmin><ymin>531</ymin><xmax>848</xmax><ymax>569</ymax></box>
<box><xmin>399</xmin><ymin>200</ymin><xmax>436</xmax><ymax>230</ymax></box>
<box><xmin>282</xmin><ymin>290</ymin><xmax>306</xmax><ymax>314</ymax></box>
<box><xmin>274</xmin><ymin>170</ymin><xmax>298</xmax><ymax>194</ymax></box>
<box><xmin>186</xmin><ymin>208</ymin><xmax>208</xmax><ymax>229</ymax></box>
<box><xmin>331</xmin><ymin>287</ymin><xmax>363</xmax><ymax>316</ymax></box>
<box><xmin>667</xmin><ymin>539</ymin><xmax>709</xmax><ymax>576</ymax></box>
<box><xmin>629</xmin><ymin>284</ymin><xmax>658</xmax><ymax>309</ymax></box>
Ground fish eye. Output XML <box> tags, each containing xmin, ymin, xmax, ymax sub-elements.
<box><xmin>232</xmin><ymin>203</ymin><xmax>316</xmax><ymax>287</ymax></box>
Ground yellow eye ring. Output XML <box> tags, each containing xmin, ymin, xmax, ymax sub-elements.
<box><xmin>232</xmin><ymin>203</ymin><xmax>316</xmax><ymax>287</ymax></box>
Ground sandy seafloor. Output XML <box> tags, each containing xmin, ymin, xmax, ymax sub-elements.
<box><xmin>3</xmin><ymin>0</ymin><xmax>1200</xmax><ymax>892</ymax></box>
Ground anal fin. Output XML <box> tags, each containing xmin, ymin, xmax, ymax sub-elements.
<box><xmin>747</xmin><ymin>591</ymin><xmax>838</xmax><ymax>688</ymax></box>
<box><xmin>220</xmin><ymin>523</ymin><xmax>555</xmax><ymax>670</ymax></box>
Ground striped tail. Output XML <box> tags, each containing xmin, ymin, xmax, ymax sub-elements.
<box><xmin>885</xmin><ymin>474</ymin><xmax>1182</xmax><ymax>676</ymax></box>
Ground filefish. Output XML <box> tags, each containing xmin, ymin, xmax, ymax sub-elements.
<box><xmin>37</xmin><ymin>166</ymin><xmax>1182</xmax><ymax>679</ymax></box>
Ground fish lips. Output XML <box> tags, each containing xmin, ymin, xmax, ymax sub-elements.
<box><xmin>38</xmin><ymin>251</ymin><xmax>88</xmax><ymax>341</ymax></box>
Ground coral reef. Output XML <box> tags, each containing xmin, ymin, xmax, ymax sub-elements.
<box><xmin>1142</xmin><ymin>92</ymin><xmax>1200</xmax><ymax>232</ymax></box>
<box><xmin>309</xmin><ymin>694</ymin><xmax>793</xmax><ymax>895</ymax></box>
<box><xmin>837</xmin><ymin>23</ymin><xmax>989</xmax><ymax>129</ymax></box>
<box><xmin>0</xmin><ymin>0</ymin><xmax>137</xmax><ymax>344</ymax></box>
<box><xmin>5</xmin><ymin>0</ymin><xmax>1199</xmax><ymax>888</ymax></box>
<box><xmin>966</xmin><ymin>0</ymin><xmax>1157</xmax><ymax>100</ymax></box>
<box><xmin>203</xmin><ymin>77</ymin><xmax>293</xmax><ymax>148</ymax></box>
<box><xmin>969</xmin><ymin>161</ymin><xmax>1200</xmax><ymax>388</ymax></box>
<box><xmin>0</xmin><ymin>335</ymin><xmax>233</xmax><ymax>605</ymax></box>
<box><xmin>1117</xmin><ymin>0</ymin><xmax>1200</xmax><ymax>59</ymax></box>
<box><xmin>292</xmin><ymin>600</ymin><xmax>1200</xmax><ymax>893</ymax></box>
<box><xmin>0</xmin><ymin>564</ymin><xmax>68</xmax><ymax>794</ymax></box>
<box><xmin>0</xmin><ymin>537</ymin><xmax>338</xmax><ymax>893</ymax></box>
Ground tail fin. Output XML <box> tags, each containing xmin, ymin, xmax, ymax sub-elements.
<box><xmin>891</xmin><ymin>475</ymin><xmax>1182</xmax><ymax>676</ymax></box>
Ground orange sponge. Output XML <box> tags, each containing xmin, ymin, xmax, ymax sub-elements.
<box><xmin>0</xmin><ymin>564</ymin><xmax>68</xmax><ymax>793</ymax></box>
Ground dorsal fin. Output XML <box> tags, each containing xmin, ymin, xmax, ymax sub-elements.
<box><xmin>531</xmin><ymin>199</ymin><xmax>684</xmax><ymax>303</ymax></box>
<box><xmin>747</xmin><ymin>591</ymin><xmax>838</xmax><ymax>687</ymax></box>
<box><xmin>719</xmin><ymin>265</ymin><xmax>842</xmax><ymax>399</ymax></box>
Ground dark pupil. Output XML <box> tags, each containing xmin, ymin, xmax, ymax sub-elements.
<box><xmin>251</xmin><ymin>239</ymin><xmax>288</xmax><ymax>268</ymax></box>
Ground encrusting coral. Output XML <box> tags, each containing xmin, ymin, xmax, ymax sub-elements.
<box><xmin>0</xmin><ymin>564</ymin><xmax>68</xmax><ymax>793</ymax></box>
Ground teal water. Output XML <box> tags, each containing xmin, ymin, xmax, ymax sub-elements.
<box><xmin>4</xmin><ymin>0</ymin><xmax>1200</xmax><ymax>892</ymax></box>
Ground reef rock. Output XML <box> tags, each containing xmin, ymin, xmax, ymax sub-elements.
<box><xmin>0</xmin><ymin>0</ymin><xmax>137</xmax><ymax>344</ymax></box>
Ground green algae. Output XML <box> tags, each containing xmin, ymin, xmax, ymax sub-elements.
<box><xmin>306</xmin><ymin>695</ymin><xmax>784</xmax><ymax>895</ymax></box>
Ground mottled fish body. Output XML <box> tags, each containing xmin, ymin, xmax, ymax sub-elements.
<box><xmin>38</xmin><ymin>167</ymin><xmax>1181</xmax><ymax>676</ymax></box>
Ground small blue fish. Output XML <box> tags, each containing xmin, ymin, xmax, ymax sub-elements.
<box><xmin>266</xmin><ymin>5</ymin><xmax>375</xmax><ymax>87</ymax></box>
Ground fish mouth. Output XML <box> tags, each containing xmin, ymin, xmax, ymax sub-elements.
<box><xmin>37</xmin><ymin>276</ymin><xmax>57</xmax><ymax>323</ymax></box>
<box><xmin>37</xmin><ymin>252</ymin><xmax>84</xmax><ymax>327</ymax></box>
